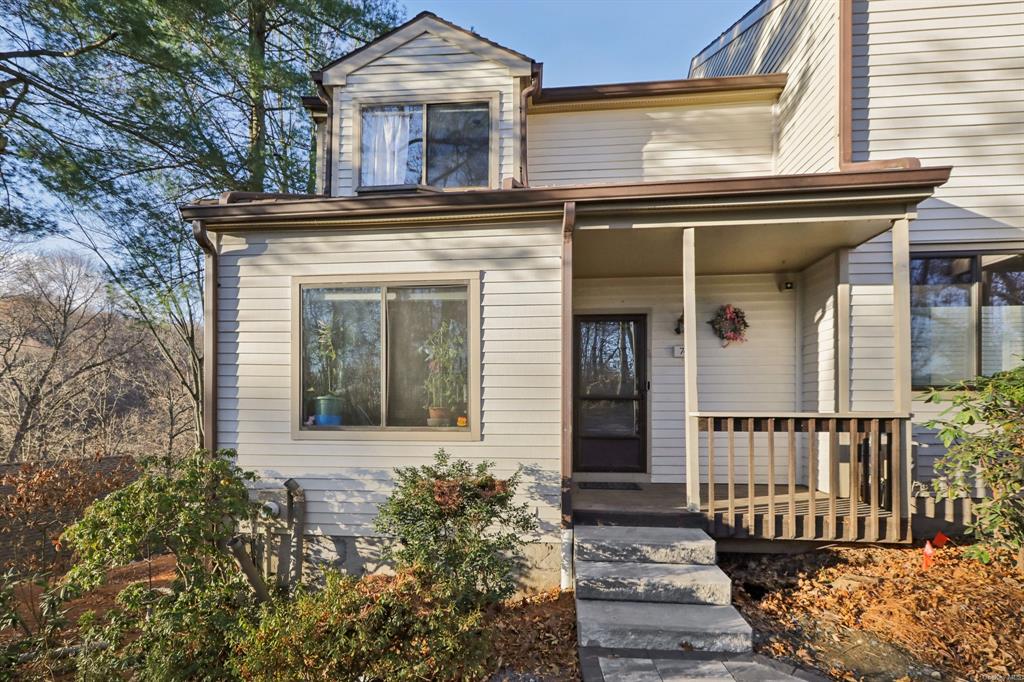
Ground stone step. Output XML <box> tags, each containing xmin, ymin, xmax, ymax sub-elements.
<box><xmin>575</xmin><ymin>560</ymin><xmax>732</xmax><ymax>605</ymax></box>
<box><xmin>573</xmin><ymin>525</ymin><xmax>716</xmax><ymax>565</ymax></box>
<box><xmin>576</xmin><ymin>598</ymin><xmax>752</xmax><ymax>653</ymax></box>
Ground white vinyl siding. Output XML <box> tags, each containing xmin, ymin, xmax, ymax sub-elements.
<box><xmin>526</xmin><ymin>101</ymin><xmax>775</xmax><ymax>186</ymax></box>
<box><xmin>851</xmin><ymin>0</ymin><xmax>1024</xmax><ymax>245</ymax></box>
<box><xmin>800</xmin><ymin>253</ymin><xmax>837</xmax><ymax>413</ymax></box>
<box><xmin>688</xmin><ymin>0</ymin><xmax>839</xmax><ymax>174</ymax></box>
<box><xmin>846</xmin><ymin>232</ymin><xmax>896</xmax><ymax>413</ymax></box>
<box><xmin>332</xmin><ymin>32</ymin><xmax>517</xmax><ymax>195</ymax></box>
<box><xmin>573</xmin><ymin>273</ymin><xmax>806</xmax><ymax>485</ymax></box>
<box><xmin>697</xmin><ymin>274</ymin><xmax>800</xmax><ymax>484</ymax></box>
<box><xmin>573</xmin><ymin>277</ymin><xmax>686</xmax><ymax>483</ymax></box>
<box><xmin>851</xmin><ymin>0</ymin><xmax>1024</xmax><ymax>485</ymax></box>
<box><xmin>216</xmin><ymin>222</ymin><xmax>563</xmax><ymax>538</ymax></box>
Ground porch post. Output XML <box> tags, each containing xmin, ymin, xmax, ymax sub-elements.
<box><xmin>891</xmin><ymin>215</ymin><xmax>913</xmax><ymax>540</ymax></box>
<box><xmin>891</xmin><ymin>217</ymin><xmax>911</xmax><ymax>414</ymax></box>
<box><xmin>835</xmin><ymin>249</ymin><xmax>851</xmax><ymax>413</ymax></box>
<box><xmin>682</xmin><ymin>228</ymin><xmax>701</xmax><ymax>512</ymax></box>
<box><xmin>560</xmin><ymin>202</ymin><xmax>575</xmax><ymax>588</ymax></box>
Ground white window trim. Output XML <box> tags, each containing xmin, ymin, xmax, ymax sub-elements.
<box><xmin>352</xmin><ymin>91</ymin><xmax>501</xmax><ymax>192</ymax></box>
<box><xmin>290</xmin><ymin>271</ymin><xmax>482</xmax><ymax>441</ymax></box>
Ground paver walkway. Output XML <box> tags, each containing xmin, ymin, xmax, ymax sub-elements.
<box><xmin>579</xmin><ymin>650</ymin><xmax>818</xmax><ymax>681</ymax></box>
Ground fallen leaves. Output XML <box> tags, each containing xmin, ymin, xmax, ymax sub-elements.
<box><xmin>723</xmin><ymin>546</ymin><xmax>1024</xmax><ymax>679</ymax></box>
<box><xmin>489</xmin><ymin>588</ymin><xmax>579</xmax><ymax>681</ymax></box>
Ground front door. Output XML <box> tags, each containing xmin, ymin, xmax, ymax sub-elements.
<box><xmin>573</xmin><ymin>314</ymin><xmax>647</xmax><ymax>473</ymax></box>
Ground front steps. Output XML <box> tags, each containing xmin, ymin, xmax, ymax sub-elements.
<box><xmin>574</xmin><ymin>525</ymin><xmax>752</xmax><ymax>654</ymax></box>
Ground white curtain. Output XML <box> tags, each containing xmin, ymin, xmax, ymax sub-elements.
<box><xmin>361</xmin><ymin>106</ymin><xmax>414</xmax><ymax>186</ymax></box>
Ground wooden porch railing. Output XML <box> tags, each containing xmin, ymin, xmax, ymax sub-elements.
<box><xmin>695</xmin><ymin>413</ymin><xmax>910</xmax><ymax>543</ymax></box>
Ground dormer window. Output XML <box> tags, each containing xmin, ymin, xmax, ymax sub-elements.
<box><xmin>359</xmin><ymin>102</ymin><xmax>491</xmax><ymax>190</ymax></box>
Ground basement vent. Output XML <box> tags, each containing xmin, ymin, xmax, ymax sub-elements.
<box><xmin>578</xmin><ymin>482</ymin><xmax>641</xmax><ymax>491</ymax></box>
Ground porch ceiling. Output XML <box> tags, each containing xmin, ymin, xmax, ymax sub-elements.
<box><xmin>573</xmin><ymin>218</ymin><xmax>892</xmax><ymax>278</ymax></box>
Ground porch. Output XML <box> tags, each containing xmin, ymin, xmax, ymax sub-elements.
<box><xmin>559</xmin><ymin>179</ymin><xmax>929</xmax><ymax>544</ymax></box>
<box><xmin>573</xmin><ymin>415</ymin><xmax>906</xmax><ymax>543</ymax></box>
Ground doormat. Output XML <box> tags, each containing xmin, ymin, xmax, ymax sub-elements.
<box><xmin>578</xmin><ymin>482</ymin><xmax>641</xmax><ymax>490</ymax></box>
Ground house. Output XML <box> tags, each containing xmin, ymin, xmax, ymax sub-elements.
<box><xmin>180</xmin><ymin>0</ymin><xmax>1023</xmax><ymax>588</ymax></box>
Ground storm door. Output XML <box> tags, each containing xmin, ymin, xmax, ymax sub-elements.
<box><xmin>573</xmin><ymin>314</ymin><xmax>647</xmax><ymax>473</ymax></box>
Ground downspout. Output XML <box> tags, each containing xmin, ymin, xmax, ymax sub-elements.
<box><xmin>560</xmin><ymin>200</ymin><xmax>575</xmax><ymax>590</ymax></box>
<box><xmin>519</xmin><ymin>65</ymin><xmax>541</xmax><ymax>187</ymax></box>
<box><xmin>284</xmin><ymin>478</ymin><xmax>306</xmax><ymax>586</ymax></box>
<box><xmin>315</xmin><ymin>81</ymin><xmax>334</xmax><ymax>196</ymax></box>
<box><xmin>837</xmin><ymin>0</ymin><xmax>919</xmax><ymax>171</ymax></box>
<box><xmin>192</xmin><ymin>220</ymin><xmax>218</xmax><ymax>452</ymax></box>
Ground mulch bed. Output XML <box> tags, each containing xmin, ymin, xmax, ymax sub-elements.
<box><xmin>721</xmin><ymin>545</ymin><xmax>1024</xmax><ymax>681</ymax></box>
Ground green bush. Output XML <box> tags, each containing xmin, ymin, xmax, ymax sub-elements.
<box><xmin>63</xmin><ymin>450</ymin><xmax>256</xmax><ymax>591</ymax></box>
<box><xmin>61</xmin><ymin>450</ymin><xmax>259</xmax><ymax>681</ymax></box>
<box><xmin>925</xmin><ymin>364</ymin><xmax>1024</xmax><ymax>571</ymax></box>
<box><xmin>231</xmin><ymin>568</ymin><xmax>488</xmax><ymax>682</ymax></box>
<box><xmin>76</xmin><ymin>575</ymin><xmax>253</xmax><ymax>682</ymax></box>
<box><xmin>374</xmin><ymin>449</ymin><xmax>537</xmax><ymax>606</ymax></box>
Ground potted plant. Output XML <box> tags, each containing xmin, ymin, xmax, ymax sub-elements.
<box><xmin>314</xmin><ymin>318</ymin><xmax>343</xmax><ymax>426</ymax></box>
<box><xmin>421</xmin><ymin>320</ymin><xmax>466</xmax><ymax>427</ymax></box>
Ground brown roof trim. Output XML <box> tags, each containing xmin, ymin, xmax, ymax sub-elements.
<box><xmin>838</xmin><ymin>0</ymin><xmax>918</xmax><ymax>171</ymax></box>
<box><xmin>300</xmin><ymin>95</ymin><xmax>327</xmax><ymax>113</ymax></box>
<box><xmin>181</xmin><ymin>167</ymin><xmax>951</xmax><ymax>225</ymax></box>
<box><xmin>532</xmin><ymin>73</ymin><xmax>787</xmax><ymax>105</ymax></box>
<box><xmin>313</xmin><ymin>11</ymin><xmax>534</xmax><ymax>81</ymax></box>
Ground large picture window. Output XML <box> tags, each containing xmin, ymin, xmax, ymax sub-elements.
<box><xmin>359</xmin><ymin>101</ymin><xmax>490</xmax><ymax>189</ymax></box>
<box><xmin>911</xmin><ymin>254</ymin><xmax>1024</xmax><ymax>388</ymax></box>
<box><xmin>296</xmin><ymin>276</ymin><xmax>478</xmax><ymax>436</ymax></box>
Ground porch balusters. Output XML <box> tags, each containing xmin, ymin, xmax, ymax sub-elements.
<box><xmin>697</xmin><ymin>415</ymin><xmax>908</xmax><ymax>543</ymax></box>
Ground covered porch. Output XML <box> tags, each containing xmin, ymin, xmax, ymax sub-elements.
<box><xmin>560</xmin><ymin>176</ymin><xmax>932</xmax><ymax>544</ymax></box>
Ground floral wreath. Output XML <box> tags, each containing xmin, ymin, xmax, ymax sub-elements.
<box><xmin>707</xmin><ymin>304</ymin><xmax>749</xmax><ymax>347</ymax></box>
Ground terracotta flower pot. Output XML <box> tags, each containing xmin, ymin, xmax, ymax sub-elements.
<box><xmin>427</xmin><ymin>406</ymin><xmax>452</xmax><ymax>427</ymax></box>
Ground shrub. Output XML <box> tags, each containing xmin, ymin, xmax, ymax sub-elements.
<box><xmin>62</xmin><ymin>450</ymin><xmax>256</xmax><ymax>591</ymax></box>
<box><xmin>60</xmin><ymin>449</ymin><xmax>259</xmax><ymax>680</ymax></box>
<box><xmin>925</xmin><ymin>364</ymin><xmax>1024</xmax><ymax>571</ymax></box>
<box><xmin>76</xmin><ymin>573</ymin><xmax>253</xmax><ymax>682</ymax></box>
<box><xmin>374</xmin><ymin>449</ymin><xmax>537</xmax><ymax>606</ymax></box>
<box><xmin>0</xmin><ymin>455</ymin><xmax>137</xmax><ymax>574</ymax></box>
<box><xmin>232</xmin><ymin>568</ymin><xmax>488</xmax><ymax>682</ymax></box>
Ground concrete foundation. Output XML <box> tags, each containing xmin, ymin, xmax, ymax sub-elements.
<box><xmin>276</xmin><ymin>533</ymin><xmax>562</xmax><ymax>591</ymax></box>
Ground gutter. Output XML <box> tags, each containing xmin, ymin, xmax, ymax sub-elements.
<box><xmin>191</xmin><ymin>220</ymin><xmax>218</xmax><ymax>452</ymax></box>
<box><xmin>180</xmin><ymin>167</ymin><xmax>952</xmax><ymax>226</ymax></box>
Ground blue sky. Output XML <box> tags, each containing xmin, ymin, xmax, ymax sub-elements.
<box><xmin>401</xmin><ymin>0</ymin><xmax>754</xmax><ymax>86</ymax></box>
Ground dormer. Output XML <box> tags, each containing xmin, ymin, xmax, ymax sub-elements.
<box><xmin>311</xmin><ymin>13</ymin><xmax>535</xmax><ymax>197</ymax></box>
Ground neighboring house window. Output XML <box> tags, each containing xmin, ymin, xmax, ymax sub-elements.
<box><xmin>296</xmin><ymin>275</ymin><xmax>480</xmax><ymax>436</ymax></box>
<box><xmin>911</xmin><ymin>254</ymin><xmax>1024</xmax><ymax>387</ymax></box>
<box><xmin>359</xmin><ymin>102</ymin><xmax>490</xmax><ymax>189</ymax></box>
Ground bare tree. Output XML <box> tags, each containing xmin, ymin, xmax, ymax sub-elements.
<box><xmin>0</xmin><ymin>251</ymin><xmax>137</xmax><ymax>461</ymax></box>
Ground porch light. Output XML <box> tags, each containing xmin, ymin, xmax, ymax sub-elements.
<box><xmin>674</xmin><ymin>313</ymin><xmax>684</xmax><ymax>335</ymax></box>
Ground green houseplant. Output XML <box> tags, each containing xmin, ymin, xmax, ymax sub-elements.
<box><xmin>421</xmin><ymin>320</ymin><xmax>466</xmax><ymax>427</ymax></box>
<box><xmin>314</xmin><ymin>319</ymin><xmax>343</xmax><ymax>426</ymax></box>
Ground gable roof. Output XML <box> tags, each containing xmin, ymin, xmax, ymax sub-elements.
<box><xmin>315</xmin><ymin>11</ymin><xmax>535</xmax><ymax>86</ymax></box>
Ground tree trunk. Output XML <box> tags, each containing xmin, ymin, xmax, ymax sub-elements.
<box><xmin>246</xmin><ymin>0</ymin><xmax>268</xmax><ymax>193</ymax></box>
